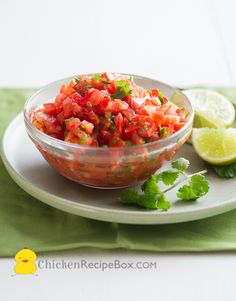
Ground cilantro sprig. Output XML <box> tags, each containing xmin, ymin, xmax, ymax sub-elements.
<box><xmin>120</xmin><ymin>158</ymin><xmax>209</xmax><ymax>211</ymax></box>
<box><xmin>111</xmin><ymin>80</ymin><xmax>132</xmax><ymax>99</ymax></box>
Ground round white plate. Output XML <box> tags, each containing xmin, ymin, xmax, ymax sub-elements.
<box><xmin>2</xmin><ymin>114</ymin><xmax>236</xmax><ymax>224</ymax></box>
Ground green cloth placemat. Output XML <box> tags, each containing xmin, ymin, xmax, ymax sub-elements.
<box><xmin>1</xmin><ymin>88</ymin><xmax>236</xmax><ymax>257</ymax></box>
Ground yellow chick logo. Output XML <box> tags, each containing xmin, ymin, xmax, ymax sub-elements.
<box><xmin>14</xmin><ymin>248</ymin><xmax>37</xmax><ymax>275</ymax></box>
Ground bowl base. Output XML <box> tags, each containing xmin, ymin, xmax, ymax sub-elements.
<box><xmin>79</xmin><ymin>181</ymin><xmax>143</xmax><ymax>190</ymax></box>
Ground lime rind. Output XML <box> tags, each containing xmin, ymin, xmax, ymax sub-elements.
<box><xmin>184</xmin><ymin>89</ymin><xmax>235</xmax><ymax>128</ymax></box>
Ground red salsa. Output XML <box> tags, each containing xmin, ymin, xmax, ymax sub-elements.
<box><xmin>32</xmin><ymin>73</ymin><xmax>188</xmax><ymax>147</ymax></box>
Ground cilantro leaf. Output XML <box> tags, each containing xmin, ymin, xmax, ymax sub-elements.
<box><xmin>171</xmin><ymin>158</ymin><xmax>189</xmax><ymax>172</ymax></box>
<box><xmin>92</xmin><ymin>74</ymin><xmax>101</xmax><ymax>81</ymax></box>
<box><xmin>190</xmin><ymin>175</ymin><xmax>209</xmax><ymax>196</ymax></box>
<box><xmin>159</xmin><ymin>171</ymin><xmax>179</xmax><ymax>186</ymax></box>
<box><xmin>156</xmin><ymin>193</ymin><xmax>171</xmax><ymax>211</ymax></box>
<box><xmin>160</xmin><ymin>127</ymin><xmax>167</xmax><ymax>138</ymax></box>
<box><xmin>177</xmin><ymin>175</ymin><xmax>209</xmax><ymax>201</ymax></box>
<box><xmin>78</xmin><ymin>137</ymin><xmax>88</xmax><ymax>144</ymax></box>
<box><xmin>123</xmin><ymin>166</ymin><xmax>132</xmax><ymax>173</ymax></box>
<box><xmin>120</xmin><ymin>189</ymin><xmax>156</xmax><ymax>209</ymax></box>
<box><xmin>138</xmin><ymin>195</ymin><xmax>159</xmax><ymax>210</ymax></box>
<box><xmin>121</xmin><ymin>176</ymin><xmax>162</xmax><ymax>210</ymax></box>
<box><xmin>111</xmin><ymin>80</ymin><xmax>132</xmax><ymax>99</ymax></box>
<box><xmin>120</xmin><ymin>189</ymin><xmax>141</xmax><ymax>205</ymax></box>
<box><xmin>74</xmin><ymin>76</ymin><xmax>81</xmax><ymax>83</ymax></box>
<box><xmin>213</xmin><ymin>163</ymin><xmax>236</xmax><ymax>178</ymax></box>
<box><xmin>120</xmin><ymin>190</ymin><xmax>169</xmax><ymax>210</ymax></box>
<box><xmin>177</xmin><ymin>185</ymin><xmax>195</xmax><ymax>200</ymax></box>
<box><xmin>141</xmin><ymin>175</ymin><xmax>160</xmax><ymax>197</ymax></box>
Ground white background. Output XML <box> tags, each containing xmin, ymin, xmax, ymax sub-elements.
<box><xmin>1</xmin><ymin>0</ymin><xmax>236</xmax><ymax>300</ymax></box>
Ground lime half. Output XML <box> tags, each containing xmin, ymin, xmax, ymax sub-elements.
<box><xmin>192</xmin><ymin>128</ymin><xmax>236</xmax><ymax>165</ymax></box>
<box><xmin>183</xmin><ymin>89</ymin><xmax>235</xmax><ymax>128</ymax></box>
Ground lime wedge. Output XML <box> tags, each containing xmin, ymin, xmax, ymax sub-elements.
<box><xmin>192</xmin><ymin>128</ymin><xmax>236</xmax><ymax>165</ymax></box>
<box><xmin>183</xmin><ymin>89</ymin><xmax>235</xmax><ymax>128</ymax></box>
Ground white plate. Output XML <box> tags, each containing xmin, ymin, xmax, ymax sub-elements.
<box><xmin>2</xmin><ymin>114</ymin><xmax>236</xmax><ymax>224</ymax></box>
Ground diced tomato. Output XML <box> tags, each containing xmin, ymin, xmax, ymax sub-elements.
<box><xmin>64</xmin><ymin>131</ymin><xmax>75</xmax><ymax>142</ymax></box>
<box><xmin>72</xmin><ymin>102</ymin><xmax>82</xmax><ymax>115</ymax></box>
<box><xmin>160</xmin><ymin>104</ymin><xmax>172</xmax><ymax>114</ymax></box>
<box><xmin>65</xmin><ymin>131</ymin><xmax>92</xmax><ymax>145</ymax></box>
<box><xmin>162</xmin><ymin>96</ymin><xmax>168</xmax><ymax>104</ymax></box>
<box><xmin>173</xmin><ymin>122</ymin><xmax>185</xmax><ymax>131</ymax></box>
<box><xmin>164</xmin><ymin>114</ymin><xmax>180</xmax><ymax>124</ymax></box>
<box><xmin>60</xmin><ymin>82</ymin><xmax>75</xmax><ymax>96</ymax></box>
<box><xmin>162</xmin><ymin>125</ymin><xmax>175</xmax><ymax>137</ymax></box>
<box><xmin>80</xmin><ymin>120</ymin><xmax>94</xmax><ymax>134</ymax></box>
<box><xmin>65</xmin><ymin>117</ymin><xmax>81</xmax><ymax>133</ymax></box>
<box><xmin>109</xmin><ymin>138</ymin><xmax>126</xmax><ymax>147</ymax></box>
<box><xmin>139</xmin><ymin>105</ymin><xmax>156</xmax><ymax>116</ymax></box>
<box><xmin>165</xmin><ymin>103</ymin><xmax>178</xmax><ymax>115</ymax></box>
<box><xmin>149</xmin><ymin>89</ymin><xmax>160</xmax><ymax>97</ymax></box>
<box><xmin>55</xmin><ymin>93</ymin><xmax>66</xmax><ymax>111</ymax></box>
<box><xmin>149</xmin><ymin>131</ymin><xmax>160</xmax><ymax>141</ymax></box>
<box><xmin>63</xmin><ymin>98</ymin><xmax>74</xmax><ymax>119</ymax></box>
<box><xmin>101</xmin><ymin>72</ymin><xmax>111</xmax><ymax>82</ymax></box>
<box><xmin>86</xmin><ymin>89</ymin><xmax>102</xmax><ymax>106</ymax></box>
<box><xmin>176</xmin><ymin>108</ymin><xmax>186</xmax><ymax>119</ymax></box>
<box><xmin>138</xmin><ymin>121</ymin><xmax>157</xmax><ymax>138</ymax></box>
<box><xmin>91</xmin><ymin>136</ymin><xmax>99</xmax><ymax>146</ymax></box>
<box><xmin>124</xmin><ymin>116</ymin><xmax>143</xmax><ymax>133</ymax></box>
<box><xmin>71</xmin><ymin>92</ymin><xmax>83</xmax><ymax>103</ymax></box>
<box><xmin>99</xmin><ymin>128</ymin><xmax>113</xmax><ymax>145</ymax></box>
<box><xmin>93</xmin><ymin>98</ymin><xmax>109</xmax><ymax>116</ymax></box>
<box><xmin>150</xmin><ymin>110</ymin><xmax>165</xmax><ymax>125</ymax></box>
<box><xmin>57</xmin><ymin>111</ymin><xmax>64</xmax><ymax>124</ymax></box>
<box><xmin>115</xmin><ymin>99</ymin><xmax>129</xmax><ymax>111</ymax></box>
<box><xmin>123</xmin><ymin>117</ymin><xmax>129</xmax><ymax>127</ymax></box>
<box><xmin>128</xmin><ymin>96</ymin><xmax>144</xmax><ymax>111</ymax></box>
<box><xmin>122</xmin><ymin>107</ymin><xmax>135</xmax><ymax>120</ymax></box>
<box><xmin>77</xmin><ymin>136</ymin><xmax>93</xmax><ymax>146</ymax></box>
<box><xmin>74</xmin><ymin>129</ymin><xmax>89</xmax><ymax>140</ymax></box>
<box><xmin>106</xmin><ymin>99</ymin><xmax>129</xmax><ymax>113</ymax></box>
<box><xmin>43</xmin><ymin>103</ymin><xmax>57</xmax><ymax>115</ymax></box>
<box><xmin>130</xmin><ymin>131</ymin><xmax>145</xmax><ymax>145</ymax></box>
<box><xmin>83</xmin><ymin>110</ymin><xmax>100</xmax><ymax>125</ymax></box>
<box><xmin>107</xmin><ymin>82</ymin><xmax>116</xmax><ymax>94</ymax></box>
<box><xmin>114</xmin><ymin>113</ymin><xmax>124</xmax><ymax>133</ymax></box>
<box><xmin>105</xmin><ymin>100</ymin><xmax>116</xmax><ymax>113</ymax></box>
<box><xmin>34</xmin><ymin>112</ymin><xmax>62</xmax><ymax>134</ymax></box>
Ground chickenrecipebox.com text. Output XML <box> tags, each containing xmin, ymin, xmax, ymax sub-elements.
<box><xmin>37</xmin><ymin>259</ymin><xmax>158</xmax><ymax>271</ymax></box>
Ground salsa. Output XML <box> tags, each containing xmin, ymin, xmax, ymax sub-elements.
<box><xmin>32</xmin><ymin>73</ymin><xmax>188</xmax><ymax>147</ymax></box>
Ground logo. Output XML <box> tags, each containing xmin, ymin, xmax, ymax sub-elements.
<box><xmin>14</xmin><ymin>248</ymin><xmax>37</xmax><ymax>275</ymax></box>
<box><xmin>12</xmin><ymin>249</ymin><xmax>157</xmax><ymax>276</ymax></box>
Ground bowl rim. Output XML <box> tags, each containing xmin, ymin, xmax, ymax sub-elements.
<box><xmin>24</xmin><ymin>73</ymin><xmax>194</xmax><ymax>152</ymax></box>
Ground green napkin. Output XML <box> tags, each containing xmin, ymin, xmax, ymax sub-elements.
<box><xmin>1</xmin><ymin>88</ymin><xmax>236</xmax><ymax>257</ymax></box>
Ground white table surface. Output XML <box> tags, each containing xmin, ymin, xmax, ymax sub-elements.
<box><xmin>0</xmin><ymin>0</ymin><xmax>236</xmax><ymax>300</ymax></box>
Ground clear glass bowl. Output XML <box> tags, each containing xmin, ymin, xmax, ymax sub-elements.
<box><xmin>24</xmin><ymin>74</ymin><xmax>193</xmax><ymax>189</ymax></box>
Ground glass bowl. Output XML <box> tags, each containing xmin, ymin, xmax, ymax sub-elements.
<box><xmin>24</xmin><ymin>74</ymin><xmax>193</xmax><ymax>189</ymax></box>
